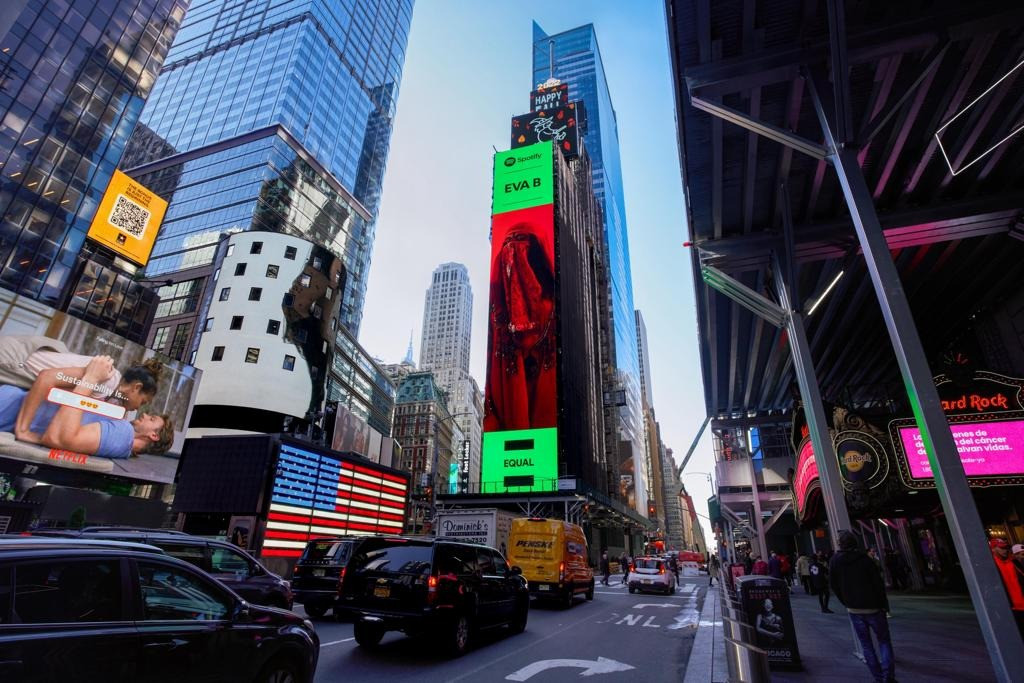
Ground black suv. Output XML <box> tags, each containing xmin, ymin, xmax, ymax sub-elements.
<box><xmin>340</xmin><ymin>536</ymin><xmax>529</xmax><ymax>656</ymax></box>
<box><xmin>0</xmin><ymin>538</ymin><xmax>318</xmax><ymax>683</ymax></box>
<box><xmin>62</xmin><ymin>528</ymin><xmax>293</xmax><ymax>610</ymax></box>
<box><xmin>291</xmin><ymin>536</ymin><xmax>369</xmax><ymax>619</ymax></box>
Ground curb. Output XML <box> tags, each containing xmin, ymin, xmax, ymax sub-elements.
<box><xmin>683</xmin><ymin>587</ymin><xmax>727</xmax><ymax>683</ymax></box>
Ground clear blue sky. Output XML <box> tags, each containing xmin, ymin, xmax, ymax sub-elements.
<box><xmin>359</xmin><ymin>0</ymin><xmax>716</xmax><ymax>543</ymax></box>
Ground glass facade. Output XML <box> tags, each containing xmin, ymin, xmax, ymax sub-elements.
<box><xmin>0</xmin><ymin>0</ymin><xmax>187</xmax><ymax>304</ymax></box>
<box><xmin>128</xmin><ymin>0</ymin><xmax>413</xmax><ymax>334</ymax></box>
<box><xmin>532</xmin><ymin>22</ymin><xmax>645</xmax><ymax>489</ymax></box>
<box><xmin>329</xmin><ymin>324</ymin><xmax>395</xmax><ymax>436</ymax></box>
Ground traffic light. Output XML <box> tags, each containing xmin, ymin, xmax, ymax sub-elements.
<box><xmin>648</xmin><ymin>504</ymin><xmax>656</xmax><ymax>517</ymax></box>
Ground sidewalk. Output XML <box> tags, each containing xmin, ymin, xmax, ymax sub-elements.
<box><xmin>772</xmin><ymin>588</ymin><xmax>995</xmax><ymax>682</ymax></box>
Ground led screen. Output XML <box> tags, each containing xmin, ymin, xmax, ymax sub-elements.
<box><xmin>86</xmin><ymin>169</ymin><xmax>167</xmax><ymax>266</ymax></box>
<box><xmin>0</xmin><ymin>289</ymin><xmax>200</xmax><ymax>483</ymax></box>
<box><xmin>511</xmin><ymin>104</ymin><xmax>581</xmax><ymax>158</ymax></box>
<box><xmin>481</xmin><ymin>428</ymin><xmax>558</xmax><ymax>493</ymax></box>
<box><xmin>897</xmin><ymin>418</ymin><xmax>1024</xmax><ymax>480</ymax></box>
<box><xmin>262</xmin><ymin>443</ymin><xmax>409</xmax><ymax>557</ymax></box>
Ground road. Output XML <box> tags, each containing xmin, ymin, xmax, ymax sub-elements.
<box><xmin>301</xmin><ymin>575</ymin><xmax>707</xmax><ymax>683</ymax></box>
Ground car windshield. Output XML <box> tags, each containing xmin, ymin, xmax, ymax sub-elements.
<box><xmin>349</xmin><ymin>540</ymin><xmax>432</xmax><ymax>575</ymax></box>
<box><xmin>302</xmin><ymin>540</ymin><xmax>352</xmax><ymax>563</ymax></box>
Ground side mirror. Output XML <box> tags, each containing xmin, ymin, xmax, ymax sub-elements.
<box><xmin>508</xmin><ymin>565</ymin><xmax>523</xmax><ymax>576</ymax></box>
<box><xmin>232</xmin><ymin>601</ymin><xmax>251</xmax><ymax>623</ymax></box>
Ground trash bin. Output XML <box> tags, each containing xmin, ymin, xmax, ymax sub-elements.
<box><xmin>734</xmin><ymin>575</ymin><xmax>802</xmax><ymax>670</ymax></box>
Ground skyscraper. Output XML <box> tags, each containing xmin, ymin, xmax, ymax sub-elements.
<box><xmin>532</xmin><ymin>22</ymin><xmax>645</xmax><ymax>511</ymax></box>
<box><xmin>420</xmin><ymin>262</ymin><xmax>481</xmax><ymax>491</ymax></box>
<box><xmin>0</xmin><ymin>0</ymin><xmax>187</xmax><ymax>309</ymax></box>
<box><xmin>126</xmin><ymin>0</ymin><xmax>413</xmax><ymax>337</ymax></box>
<box><xmin>635</xmin><ymin>310</ymin><xmax>654</xmax><ymax>409</ymax></box>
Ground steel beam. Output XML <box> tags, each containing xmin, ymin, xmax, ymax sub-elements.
<box><xmin>701</xmin><ymin>264</ymin><xmax>788</xmax><ymax>328</ymax></box>
<box><xmin>826</xmin><ymin>0</ymin><xmax>852</xmax><ymax>145</ymax></box>
<box><xmin>812</xmin><ymin>91</ymin><xmax>1024</xmax><ymax>683</ymax></box>
<box><xmin>689</xmin><ymin>94</ymin><xmax>830</xmax><ymax>160</ymax></box>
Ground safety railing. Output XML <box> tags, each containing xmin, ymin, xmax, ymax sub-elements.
<box><xmin>717</xmin><ymin>580</ymin><xmax>770</xmax><ymax>682</ymax></box>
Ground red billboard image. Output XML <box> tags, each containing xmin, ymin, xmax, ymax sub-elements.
<box><xmin>484</xmin><ymin>203</ymin><xmax>557</xmax><ymax>432</ymax></box>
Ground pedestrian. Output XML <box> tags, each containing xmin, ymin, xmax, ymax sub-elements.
<box><xmin>809</xmin><ymin>551</ymin><xmax>833</xmax><ymax>613</ymax></box>
<box><xmin>752</xmin><ymin>555</ymin><xmax>769</xmax><ymax>575</ymax></box>
<box><xmin>831</xmin><ymin>531</ymin><xmax>894</xmax><ymax>683</ymax></box>
<box><xmin>669</xmin><ymin>553</ymin><xmax>680</xmax><ymax>581</ymax></box>
<box><xmin>867</xmin><ymin>547</ymin><xmax>884</xmax><ymax>579</ymax></box>
<box><xmin>709</xmin><ymin>554</ymin><xmax>720</xmax><ymax>586</ymax></box>
<box><xmin>990</xmin><ymin>538</ymin><xmax>1024</xmax><ymax>638</ymax></box>
<box><xmin>779</xmin><ymin>552</ymin><xmax>793</xmax><ymax>588</ymax></box>
<box><xmin>768</xmin><ymin>551</ymin><xmax>782</xmax><ymax>579</ymax></box>
<box><xmin>796</xmin><ymin>553</ymin><xmax>812</xmax><ymax>594</ymax></box>
<box><xmin>622</xmin><ymin>552</ymin><xmax>631</xmax><ymax>581</ymax></box>
<box><xmin>1013</xmin><ymin>543</ymin><xmax>1024</xmax><ymax>576</ymax></box>
<box><xmin>600</xmin><ymin>550</ymin><xmax>611</xmax><ymax>586</ymax></box>
<box><xmin>743</xmin><ymin>551</ymin><xmax>754</xmax><ymax>575</ymax></box>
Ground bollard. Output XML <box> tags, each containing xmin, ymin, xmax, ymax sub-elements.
<box><xmin>723</xmin><ymin>636</ymin><xmax>771</xmax><ymax>683</ymax></box>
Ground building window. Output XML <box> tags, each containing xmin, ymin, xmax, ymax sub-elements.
<box><xmin>248</xmin><ymin>287</ymin><xmax>262</xmax><ymax>301</ymax></box>
<box><xmin>283</xmin><ymin>355</ymin><xmax>295</xmax><ymax>371</ymax></box>
<box><xmin>151</xmin><ymin>326</ymin><xmax>170</xmax><ymax>351</ymax></box>
<box><xmin>219</xmin><ymin>287</ymin><xmax>230</xmax><ymax>301</ymax></box>
<box><xmin>311</xmin><ymin>303</ymin><xmax>321</xmax><ymax>319</ymax></box>
<box><xmin>230</xmin><ymin>316</ymin><xmax>243</xmax><ymax>330</ymax></box>
<box><xmin>299</xmin><ymin>274</ymin><xmax>311</xmax><ymax>288</ymax></box>
<box><xmin>267</xmin><ymin>320</ymin><xmax>280</xmax><ymax>335</ymax></box>
<box><xmin>283</xmin><ymin>293</ymin><xmax>294</xmax><ymax>306</ymax></box>
<box><xmin>213</xmin><ymin>268</ymin><xmax>220</xmax><ymax>282</ymax></box>
<box><xmin>234</xmin><ymin>263</ymin><xmax>246</xmax><ymax>276</ymax></box>
<box><xmin>211</xmin><ymin>346</ymin><xmax>225</xmax><ymax>361</ymax></box>
<box><xmin>203</xmin><ymin>318</ymin><xmax>213</xmax><ymax>332</ymax></box>
<box><xmin>168</xmin><ymin>323</ymin><xmax>192</xmax><ymax>361</ymax></box>
<box><xmin>294</xmin><ymin>329</ymin><xmax>307</xmax><ymax>343</ymax></box>
<box><xmin>284</xmin><ymin>246</ymin><xmax>297</xmax><ymax>260</ymax></box>
<box><xmin>325</xmin><ymin>287</ymin><xmax>333</xmax><ymax>300</ymax></box>
<box><xmin>250</xmin><ymin>241</ymin><xmax>263</xmax><ymax>254</ymax></box>
<box><xmin>245</xmin><ymin>348</ymin><xmax>260</xmax><ymax>363</ymax></box>
<box><xmin>266</xmin><ymin>264</ymin><xmax>279</xmax><ymax>279</ymax></box>
<box><xmin>312</xmin><ymin>256</ymin><xmax>322</xmax><ymax>270</ymax></box>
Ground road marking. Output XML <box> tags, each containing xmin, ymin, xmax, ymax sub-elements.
<box><xmin>615</xmin><ymin>614</ymin><xmax>643</xmax><ymax>626</ymax></box>
<box><xmin>679</xmin><ymin>583</ymin><xmax>697</xmax><ymax>594</ymax></box>
<box><xmin>633</xmin><ymin>603</ymin><xmax>676</xmax><ymax>609</ymax></box>
<box><xmin>506</xmin><ymin>657</ymin><xmax>634</xmax><ymax>681</ymax></box>
<box><xmin>320</xmin><ymin>637</ymin><xmax>355</xmax><ymax>647</ymax></box>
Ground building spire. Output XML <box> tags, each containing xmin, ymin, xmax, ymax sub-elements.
<box><xmin>404</xmin><ymin>329</ymin><xmax>414</xmax><ymax>365</ymax></box>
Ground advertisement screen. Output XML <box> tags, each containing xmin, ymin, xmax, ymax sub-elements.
<box><xmin>0</xmin><ymin>289</ymin><xmax>200</xmax><ymax>483</ymax></box>
<box><xmin>86</xmin><ymin>169</ymin><xmax>167</xmax><ymax>266</ymax></box>
<box><xmin>895</xmin><ymin>417</ymin><xmax>1024</xmax><ymax>481</ymax></box>
<box><xmin>481</xmin><ymin>428</ymin><xmax>558</xmax><ymax>492</ymax></box>
<box><xmin>530</xmin><ymin>83</ymin><xmax>568</xmax><ymax>111</ymax></box>
<box><xmin>511</xmin><ymin>104</ymin><xmax>581</xmax><ymax>158</ymax></box>
<box><xmin>491</xmin><ymin>142</ymin><xmax>553</xmax><ymax>215</ymax></box>
<box><xmin>262</xmin><ymin>442</ymin><xmax>409</xmax><ymax>557</ymax></box>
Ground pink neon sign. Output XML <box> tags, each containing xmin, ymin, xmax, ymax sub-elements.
<box><xmin>898</xmin><ymin>419</ymin><xmax>1024</xmax><ymax>479</ymax></box>
<box><xmin>794</xmin><ymin>440</ymin><xmax>819</xmax><ymax>512</ymax></box>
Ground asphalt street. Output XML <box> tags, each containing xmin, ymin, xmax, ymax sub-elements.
<box><xmin>301</xmin><ymin>575</ymin><xmax>707</xmax><ymax>683</ymax></box>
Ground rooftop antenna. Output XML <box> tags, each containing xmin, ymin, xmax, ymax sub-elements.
<box><xmin>549</xmin><ymin>39</ymin><xmax>555</xmax><ymax>81</ymax></box>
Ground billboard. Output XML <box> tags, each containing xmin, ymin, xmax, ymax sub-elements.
<box><xmin>262</xmin><ymin>442</ymin><xmax>409</xmax><ymax>558</ymax></box>
<box><xmin>483</xmin><ymin>142</ymin><xmax>558</xmax><ymax>493</ymax></box>
<box><xmin>86</xmin><ymin>169</ymin><xmax>167</xmax><ymax>266</ymax></box>
<box><xmin>511</xmin><ymin>104</ymin><xmax>581</xmax><ymax>158</ymax></box>
<box><xmin>530</xmin><ymin>83</ymin><xmax>568</xmax><ymax>111</ymax></box>
<box><xmin>0</xmin><ymin>289</ymin><xmax>201</xmax><ymax>484</ymax></box>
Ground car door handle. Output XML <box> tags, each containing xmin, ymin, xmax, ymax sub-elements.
<box><xmin>143</xmin><ymin>638</ymin><xmax>188</xmax><ymax>651</ymax></box>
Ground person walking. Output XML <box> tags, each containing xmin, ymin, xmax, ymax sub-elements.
<box><xmin>709</xmin><ymin>554</ymin><xmax>720</xmax><ymax>586</ymax></box>
<box><xmin>809</xmin><ymin>551</ymin><xmax>833</xmax><ymax>613</ymax></box>
<box><xmin>622</xmin><ymin>552</ymin><xmax>631</xmax><ymax>581</ymax></box>
<box><xmin>752</xmin><ymin>555</ymin><xmax>769</xmax><ymax>575</ymax></box>
<box><xmin>768</xmin><ymin>551</ymin><xmax>783</xmax><ymax>579</ymax></box>
<box><xmin>743</xmin><ymin>551</ymin><xmax>754</xmax><ymax>575</ymax></box>
<box><xmin>600</xmin><ymin>550</ymin><xmax>611</xmax><ymax>586</ymax></box>
<box><xmin>831</xmin><ymin>531</ymin><xmax>895</xmax><ymax>683</ymax></box>
<box><xmin>796</xmin><ymin>553</ymin><xmax>812</xmax><ymax>594</ymax></box>
<box><xmin>990</xmin><ymin>538</ymin><xmax>1024</xmax><ymax>638</ymax></box>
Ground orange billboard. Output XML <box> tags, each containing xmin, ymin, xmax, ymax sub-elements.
<box><xmin>86</xmin><ymin>169</ymin><xmax>167</xmax><ymax>266</ymax></box>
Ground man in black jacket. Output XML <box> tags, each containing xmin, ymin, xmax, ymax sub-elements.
<box><xmin>831</xmin><ymin>531</ymin><xmax>895</xmax><ymax>683</ymax></box>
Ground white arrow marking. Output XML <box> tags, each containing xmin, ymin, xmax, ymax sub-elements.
<box><xmin>633</xmin><ymin>603</ymin><xmax>676</xmax><ymax>609</ymax></box>
<box><xmin>505</xmin><ymin>657</ymin><xmax>635</xmax><ymax>681</ymax></box>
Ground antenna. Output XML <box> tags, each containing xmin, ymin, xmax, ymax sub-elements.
<box><xmin>548</xmin><ymin>39</ymin><xmax>555</xmax><ymax>81</ymax></box>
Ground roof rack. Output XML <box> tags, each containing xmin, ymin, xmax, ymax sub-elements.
<box><xmin>79</xmin><ymin>526</ymin><xmax>187</xmax><ymax>535</ymax></box>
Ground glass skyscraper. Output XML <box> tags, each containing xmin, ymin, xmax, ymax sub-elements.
<box><xmin>128</xmin><ymin>0</ymin><xmax>413</xmax><ymax>335</ymax></box>
<box><xmin>531</xmin><ymin>22</ymin><xmax>646</xmax><ymax>507</ymax></box>
<box><xmin>0</xmin><ymin>0</ymin><xmax>187</xmax><ymax>305</ymax></box>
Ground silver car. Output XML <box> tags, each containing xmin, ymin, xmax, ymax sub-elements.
<box><xmin>627</xmin><ymin>556</ymin><xmax>677</xmax><ymax>595</ymax></box>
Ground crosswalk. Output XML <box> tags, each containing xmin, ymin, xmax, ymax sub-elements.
<box><xmin>597</xmin><ymin>580</ymin><xmax>699</xmax><ymax>594</ymax></box>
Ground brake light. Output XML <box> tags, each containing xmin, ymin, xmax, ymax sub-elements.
<box><xmin>336</xmin><ymin>567</ymin><xmax>346</xmax><ymax>595</ymax></box>
<box><xmin>292</xmin><ymin>566</ymin><xmax>301</xmax><ymax>575</ymax></box>
<box><xmin>559</xmin><ymin>562</ymin><xmax>565</xmax><ymax>582</ymax></box>
<box><xmin>427</xmin><ymin>574</ymin><xmax>438</xmax><ymax>605</ymax></box>
<box><xmin>659</xmin><ymin>566</ymin><xmax>665</xmax><ymax>575</ymax></box>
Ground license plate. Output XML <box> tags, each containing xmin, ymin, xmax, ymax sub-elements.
<box><xmin>373</xmin><ymin>585</ymin><xmax>390</xmax><ymax>598</ymax></box>
<box><xmin>537</xmin><ymin>585</ymin><xmax>550</xmax><ymax>591</ymax></box>
<box><xmin>643</xmin><ymin>579</ymin><xmax>652</xmax><ymax>584</ymax></box>
<box><xmin>313</xmin><ymin>569</ymin><xmax>325</xmax><ymax>577</ymax></box>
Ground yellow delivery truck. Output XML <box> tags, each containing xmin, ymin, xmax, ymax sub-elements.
<box><xmin>507</xmin><ymin>517</ymin><xmax>595</xmax><ymax>607</ymax></box>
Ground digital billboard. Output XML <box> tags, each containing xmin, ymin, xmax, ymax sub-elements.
<box><xmin>0</xmin><ymin>289</ymin><xmax>201</xmax><ymax>484</ymax></box>
<box><xmin>483</xmin><ymin>142</ymin><xmax>559</xmax><ymax>493</ymax></box>
<box><xmin>530</xmin><ymin>83</ymin><xmax>568</xmax><ymax>111</ymax></box>
<box><xmin>86</xmin><ymin>169</ymin><xmax>167</xmax><ymax>266</ymax></box>
<box><xmin>262</xmin><ymin>442</ymin><xmax>409</xmax><ymax>558</ymax></box>
<box><xmin>511</xmin><ymin>104</ymin><xmax>581</xmax><ymax>158</ymax></box>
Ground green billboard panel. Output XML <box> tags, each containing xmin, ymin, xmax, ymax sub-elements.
<box><xmin>492</xmin><ymin>142</ymin><xmax>553</xmax><ymax>215</ymax></box>
<box><xmin>481</xmin><ymin>427</ymin><xmax>558</xmax><ymax>493</ymax></box>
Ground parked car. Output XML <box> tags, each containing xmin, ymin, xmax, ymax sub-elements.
<box><xmin>55</xmin><ymin>527</ymin><xmax>294</xmax><ymax>609</ymax></box>
<box><xmin>506</xmin><ymin>517</ymin><xmax>594</xmax><ymax>607</ymax></box>
<box><xmin>291</xmin><ymin>536</ymin><xmax>370</xmax><ymax>619</ymax></box>
<box><xmin>339</xmin><ymin>536</ymin><xmax>529</xmax><ymax>657</ymax></box>
<box><xmin>627</xmin><ymin>556</ymin><xmax>677</xmax><ymax>595</ymax></box>
<box><xmin>0</xmin><ymin>537</ymin><xmax>318</xmax><ymax>682</ymax></box>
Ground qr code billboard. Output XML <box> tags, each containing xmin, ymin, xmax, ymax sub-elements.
<box><xmin>108</xmin><ymin>194</ymin><xmax>151</xmax><ymax>239</ymax></box>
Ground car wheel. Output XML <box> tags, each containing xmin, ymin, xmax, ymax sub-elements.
<box><xmin>509</xmin><ymin>601</ymin><xmax>528</xmax><ymax>634</ymax></box>
<box><xmin>304</xmin><ymin>603</ymin><xmax>327</xmax><ymax>619</ymax></box>
<box><xmin>256</xmin><ymin>657</ymin><xmax>299</xmax><ymax>683</ymax></box>
<box><xmin>443</xmin><ymin>615</ymin><xmax>471</xmax><ymax>657</ymax></box>
<box><xmin>354</xmin><ymin>621</ymin><xmax>385</xmax><ymax>648</ymax></box>
<box><xmin>585</xmin><ymin>581</ymin><xmax>594</xmax><ymax>601</ymax></box>
<box><xmin>562</xmin><ymin>587</ymin><xmax>575</xmax><ymax>609</ymax></box>
<box><xmin>628</xmin><ymin>585</ymin><xmax>636</xmax><ymax>594</ymax></box>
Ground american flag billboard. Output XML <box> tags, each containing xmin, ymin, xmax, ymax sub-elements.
<box><xmin>261</xmin><ymin>442</ymin><xmax>409</xmax><ymax>558</ymax></box>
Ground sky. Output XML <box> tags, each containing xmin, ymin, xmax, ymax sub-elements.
<box><xmin>359</xmin><ymin>0</ymin><xmax>716</xmax><ymax>544</ymax></box>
